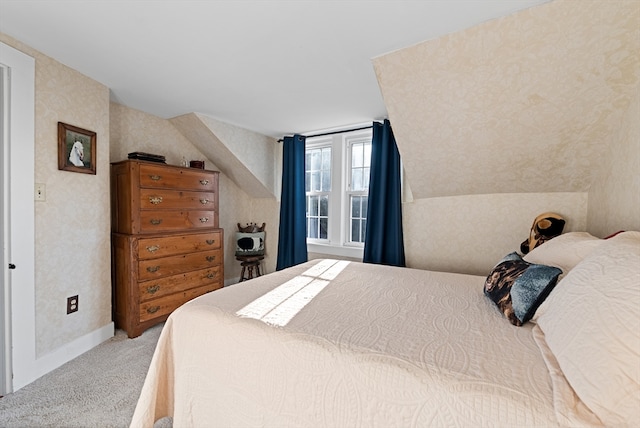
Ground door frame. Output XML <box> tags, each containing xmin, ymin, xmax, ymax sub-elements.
<box><xmin>1</xmin><ymin>54</ymin><xmax>8</xmax><ymax>396</ymax></box>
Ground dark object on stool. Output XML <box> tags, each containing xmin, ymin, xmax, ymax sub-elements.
<box><xmin>235</xmin><ymin>223</ymin><xmax>266</xmax><ymax>282</ymax></box>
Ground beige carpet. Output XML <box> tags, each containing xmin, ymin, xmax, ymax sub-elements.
<box><xmin>0</xmin><ymin>323</ymin><xmax>169</xmax><ymax>428</ymax></box>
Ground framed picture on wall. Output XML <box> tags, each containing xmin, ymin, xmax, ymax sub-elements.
<box><xmin>58</xmin><ymin>121</ymin><xmax>96</xmax><ymax>174</ymax></box>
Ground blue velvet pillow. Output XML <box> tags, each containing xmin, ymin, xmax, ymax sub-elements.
<box><xmin>484</xmin><ymin>252</ymin><xmax>562</xmax><ymax>326</ymax></box>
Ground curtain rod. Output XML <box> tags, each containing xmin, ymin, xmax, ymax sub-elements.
<box><xmin>277</xmin><ymin>124</ymin><xmax>374</xmax><ymax>143</ymax></box>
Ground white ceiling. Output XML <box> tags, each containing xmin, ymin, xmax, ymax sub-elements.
<box><xmin>0</xmin><ymin>0</ymin><xmax>548</xmax><ymax>138</ymax></box>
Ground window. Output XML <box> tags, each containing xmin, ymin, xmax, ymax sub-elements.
<box><xmin>305</xmin><ymin>128</ymin><xmax>372</xmax><ymax>258</ymax></box>
<box><xmin>347</xmin><ymin>140</ymin><xmax>371</xmax><ymax>243</ymax></box>
<box><xmin>305</xmin><ymin>146</ymin><xmax>331</xmax><ymax>239</ymax></box>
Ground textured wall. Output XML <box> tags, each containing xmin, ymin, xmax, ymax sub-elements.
<box><xmin>373</xmin><ymin>0</ymin><xmax>639</xmax><ymax>199</ymax></box>
<box><xmin>587</xmin><ymin>84</ymin><xmax>640</xmax><ymax>236</ymax></box>
<box><xmin>196</xmin><ymin>113</ymin><xmax>278</xmax><ymax>197</ymax></box>
<box><xmin>110</xmin><ymin>103</ymin><xmax>208</xmax><ymax>170</ymax></box>
<box><xmin>402</xmin><ymin>192</ymin><xmax>587</xmax><ymax>275</ymax></box>
<box><xmin>0</xmin><ymin>34</ymin><xmax>113</xmax><ymax>357</ymax></box>
<box><xmin>35</xmin><ymin>50</ymin><xmax>111</xmax><ymax>357</ymax></box>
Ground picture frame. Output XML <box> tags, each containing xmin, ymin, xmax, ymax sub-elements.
<box><xmin>58</xmin><ymin>122</ymin><xmax>96</xmax><ymax>174</ymax></box>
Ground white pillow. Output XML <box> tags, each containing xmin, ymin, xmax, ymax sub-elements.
<box><xmin>535</xmin><ymin>231</ymin><xmax>640</xmax><ymax>426</ymax></box>
<box><xmin>523</xmin><ymin>232</ymin><xmax>603</xmax><ymax>276</ymax></box>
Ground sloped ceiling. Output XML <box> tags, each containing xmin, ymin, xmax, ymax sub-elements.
<box><xmin>374</xmin><ymin>0</ymin><xmax>640</xmax><ymax>199</ymax></box>
<box><xmin>170</xmin><ymin>113</ymin><xmax>278</xmax><ymax>198</ymax></box>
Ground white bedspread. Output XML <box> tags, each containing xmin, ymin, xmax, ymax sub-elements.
<box><xmin>131</xmin><ymin>259</ymin><xmax>588</xmax><ymax>427</ymax></box>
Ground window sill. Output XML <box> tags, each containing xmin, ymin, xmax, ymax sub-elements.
<box><xmin>307</xmin><ymin>242</ymin><xmax>363</xmax><ymax>260</ymax></box>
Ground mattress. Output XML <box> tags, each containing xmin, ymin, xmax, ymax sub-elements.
<box><xmin>131</xmin><ymin>259</ymin><xmax>574</xmax><ymax>427</ymax></box>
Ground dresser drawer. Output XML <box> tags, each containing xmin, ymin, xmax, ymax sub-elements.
<box><xmin>139</xmin><ymin>210</ymin><xmax>217</xmax><ymax>233</ymax></box>
<box><xmin>138</xmin><ymin>248</ymin><xmax>223</xmax><ymax>281</ymax></box>
<box><xmin>139</xmin><ymin>189</ymin><xmax>217</xmax><ymax>211</ymax></box>
<box><xmin>139</xmin><ymin>164</ymin><xmax>217</xmax><ymax>192</ymax></box>
<box><xmin>138</xmin><ymin>231</ymin><xmax>222</xmax><ymax>260</ymax></box>
<box><xmin>138</xmin><ymin>265</ymin><xmax>223</xmax><ymax>302</ymax></box>
<box><xmin>139</xmin><ymin>284</ymin><xmax>217</xmax><ymax>323</ymax></box>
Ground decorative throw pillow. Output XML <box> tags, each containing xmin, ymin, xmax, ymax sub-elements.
<box><xmin>235</xmin><ymin>232</ymin><xmax>265</xmax><ymax>257</ymax></box>
<box><xmin>484</xmin><ymin>252</ymin><xmax>562</xmax><ymax>326</ymax></box>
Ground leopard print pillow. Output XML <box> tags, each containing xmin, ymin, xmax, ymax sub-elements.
<box><xmin>484</xmin><ymin>252</ymin><xmax>562</xmax><ymax>326</ymax></box>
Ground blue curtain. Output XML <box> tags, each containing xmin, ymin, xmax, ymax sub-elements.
<box><xmin>363</xmin><ymin>120</ymin><xmax>405</xmax><ymax>267</ymax></box>
<box><xmin>276</xmin><ymin>134</ymin><xmax>308</xmax><ymax>270</ymax></box>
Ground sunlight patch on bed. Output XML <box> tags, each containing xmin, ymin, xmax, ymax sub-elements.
<box><xmin>236</xmin><ymin>259</ymin><xmax>350</xmax><ymax>327</ymax></box>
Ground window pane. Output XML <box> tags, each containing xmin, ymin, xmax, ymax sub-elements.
<box><xmin>309</xmin><ymin>218</ymin><xmax>318</xmax><ymax>239</ymax></box>
<box><xmin>348</xmin><ymin>194</ymin><xmax>368</xmax><ymax>243</ymax></box>
<box><xmin>351</xmin><ymin>219</ymin><xmax>360</xmax><ymax>242</ymax></box>
<box><xmin>352</xmin><ymin>196</ymin><xmax>360</xmax><ymax>218</ymax></box>
<box><xmin>363</xmin><ymin>167</ymin><xmax>370</xmax><ymax>190</ymax></box>
<box><xmin>322</xmin><ymin>148</ymin><xmax>331</xmax><ymax>170</ymax></box>
<box><xmin>311</xmin><ymin>150</ymin><xmax>321</xmax><ymax>170</ymax></box>
<box><xmin>311</xmin><ymin>171</ymin><xmax>320</xmax><ymax>192</ymax></box>
<box><xmin>321</xmin><ymin>170</ymin><xmax>331</xmax><ymax>191</ymax></box>
<box><xmin>364</xmin><ymin>143</ymin><xmax>372</xmax><ymax>167</ymax></box>
<box><xmin>310</xmin><ymin>195</ymin><xmax>318</xmax><ymax>216</ymax></box>
<box><xmin>348</xmin><ymin>141</ymin><xmax>371</xmax><ymax>194</ymax></box>
<box><xmin>320</xmin><ymin>218</ymin><xmax>328</xmax><ymax>239</ymax></box>
<box><xmin>352</xmin><ymin>143</ymin><xmax>363</xmax><ymax>168</ymax></box>
<box><xmin>320</xmin><ymin>195</ymin><xmax>328</xmax><ymax>216</ymax></box>
<box><xmin>352</xmin><ymin>169</ymin><xmax>362</xmax><ymax>191</ymax></box>
<box><xmin>305</xmin><ymin>152</ymin><xmax>312</xmax><ymax>172</ymax></box>
<box><xmin>306</xmin><ymin>146</ymin><xmax>332</xmax><ymax>194</ymax></box>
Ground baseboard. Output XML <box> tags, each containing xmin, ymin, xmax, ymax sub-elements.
<box><xmin>29</xmin><ymin>322</ymin><xmax>114</xmax><ymax>387</ymax></box>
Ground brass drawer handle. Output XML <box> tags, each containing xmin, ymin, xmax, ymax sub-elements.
<box><xmin>147</xmin><ymin>306</ymin><xmax>160</xmax><ymax>314</ymax></box>
<box><xmin>206</xmin><ymin>256</ymin><xmax>216</xmax><ymax>262</ymax></box>
<box><xmin>199</xmin><ymin>179</ymin><xmax>209</xmax><ymax>185</ymax></box>
<box><xmin>199</xmin><ymin>198</ymin><xmax>209</xmax><ymax>204</ymax></box>
<box><xmin>149</xmin><ymin>196</ymin><xmax>163</xmax><ymax>205</ymax></box>
<box><xmin>146</xmin><ymin>266</ymin><xmax>160</xmax><ymax>273</ymax></box>
<box><xmin>149</xmin><ymin>175</ymin><xmax>161</xmax><ymax>181</ymax></box>
<box><xmin>146</xmin><ymin>285</ymin><xmax>160</xmax><ymax>294</ymax></box>
<box><xmin>146</xmin><ymin>245</ymin><xmax>160</xmax><ymax>253</ymax></box>
<box><xmin>199</xmin><ymin>217</ymin><xmax>209</xmax><ymax>223</ymax></box>
<box><xmin>206</xmin><ymin>239</ymin><xmax>215</xmax><ymax>245</ymax></box>
<box><xmin>206</xmin><ymin>273</ymin><xmax>216</xmax><ymax>280</ymax></box>
<box><xmin>150</xmin><ymin>219</ymin><xmax>163</xmax><ymax>225</ymax></box>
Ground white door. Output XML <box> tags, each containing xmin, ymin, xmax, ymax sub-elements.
<box><xmin>0</xmin><ymin>60</ymin><xmax>7</xmax><ymax>396</ymax></box>
<box><xmin>0</xmin><ymin>41</ymin><xmax>36</xmax><ymax>394</ymax></box>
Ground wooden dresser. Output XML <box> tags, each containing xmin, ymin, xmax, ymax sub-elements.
<box><xmin>111</xmin><ymin>160</ymin><xmax>223</xmax><ymax>338</ymax></box>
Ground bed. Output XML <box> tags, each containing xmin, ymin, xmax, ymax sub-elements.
<box><xmin>131</xmin><ymin>231</ymin><xmax>640</xmax><ymax>427</ymax></box>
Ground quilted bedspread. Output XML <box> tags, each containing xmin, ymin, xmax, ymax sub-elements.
<box><xmin>130</xmin><ymin>259</ymin><xmax>589</xmax><ymax>427</ymax></box>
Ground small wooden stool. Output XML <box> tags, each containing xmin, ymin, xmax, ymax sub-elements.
<box><xmin>236</xmin><ymin>222</ymin><xmax>266</xmax><ymax>282</ymax></box>
<box><xmin>236</xmin><ymin>255</ymin><xmax>265</xmax><ymax>282</ymax></box>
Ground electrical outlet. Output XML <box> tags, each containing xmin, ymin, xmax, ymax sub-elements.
<box><xmin>67</xmin><ymin>295</ymin><xmax>78</xmax><ymax>314</ymax></box>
